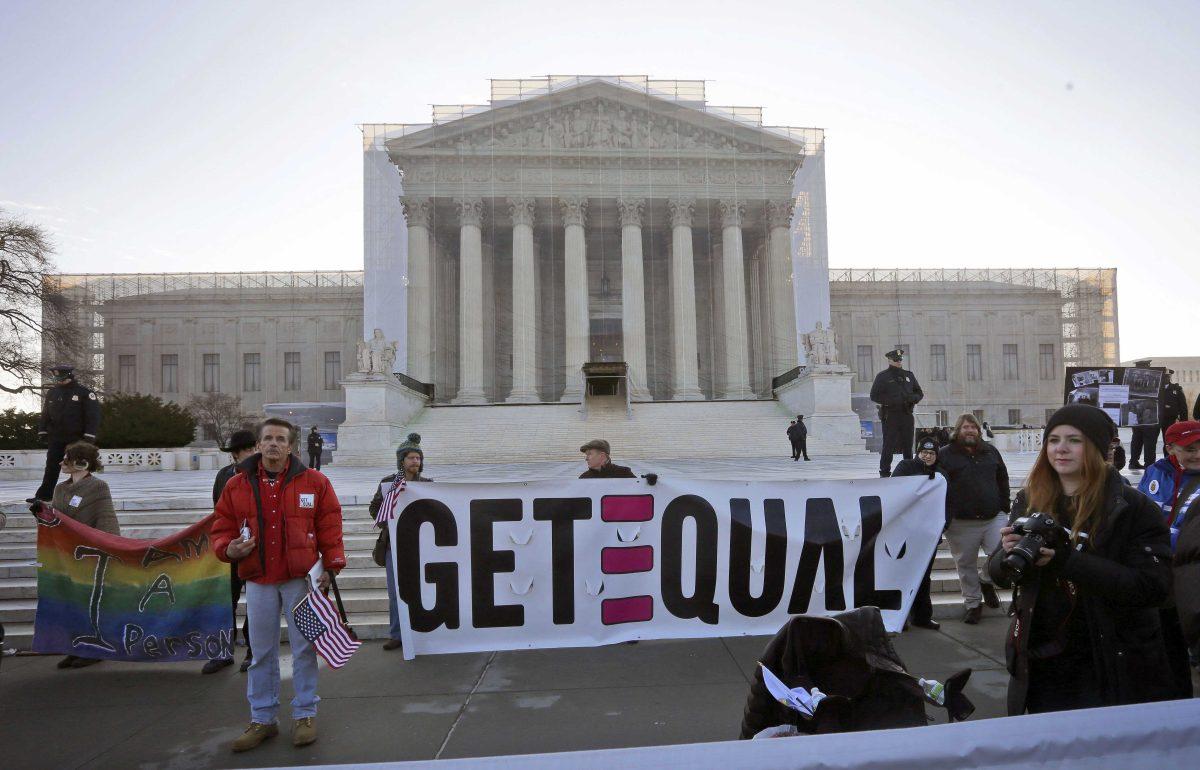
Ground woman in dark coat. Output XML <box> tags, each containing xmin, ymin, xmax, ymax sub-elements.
<box><xmin>986</xmin><ymin>404</ymin><xmax>1175</xmax><ymax>714</ymax></box>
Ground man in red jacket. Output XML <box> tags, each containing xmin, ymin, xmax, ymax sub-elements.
<box><xmin>211</xmin><ymin>418</ymin><xmax>346</xmax><ymax>753</ymax></box>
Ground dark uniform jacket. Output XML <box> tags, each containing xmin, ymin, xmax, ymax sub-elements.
<box><xmin>579</xmin><ymin>462</ymin><xmax>637</xmax><ymax>479</ymax></box>
<box><xmin>38</xmin><ymin>383</ymin><xmax>101</xmax><ymax>442</ymax></box>
<box><xmin>938</xmin><ymin>442</ymin><xmax>1010</xmax><ymax>521</ymax></box>
<box><xmin>787</xmin><ymin>422</ymin><xmax>808</xmax><ymax>441</ymax></box>
<box><xmin>869</xmin><ymin>367</ymin><xmax>923</xmax><ymax>417</ymax></box>
<box><xmin>986</xmin><ymin>470</ymin><xmax>1174</xmax><ymax>714</ymax></box>
<box><xmin>307</xmin><ymin>431</ymin><xmax>324</xmax><ymax>453</ymax></box>
<box><xmin>1160</xmin><ymin>383</ymin><xmax>1189</xmax><ymax>429</ymax></box>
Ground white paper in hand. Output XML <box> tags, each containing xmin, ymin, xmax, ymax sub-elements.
<box><xmin>759</xmin><ymin>663</ymin><xmax>825</xmax><ymax>718</ymax></box>
<box><xmin>307</xmin><ymin>557</ymin><xmax>325</xmax><ymax>591</ymax></box>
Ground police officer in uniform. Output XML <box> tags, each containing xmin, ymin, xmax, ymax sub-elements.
<box><xmin>870</xmin><ymin>348</ymin><xmax>924</xmax><ymax>477</ymax></box>
<box><xmin>30</xmin><ymin>365</ymin><xmax>100</xmax><ymax>504</ymax></box>
<box><xmin>1160</xmin><ymin>369</ymin><xmax>1189</xmax><ymax>434</ymax></box>
<box><xmin>306</xmin><ymin>426</ymin><xmax>324</xmax><ymax>471</ymax></box>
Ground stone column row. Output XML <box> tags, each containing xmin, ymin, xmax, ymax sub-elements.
<box><xmin>400</xmin><ymin>195</ymin><xmax>797</xmax><ymax>404</ymax></box>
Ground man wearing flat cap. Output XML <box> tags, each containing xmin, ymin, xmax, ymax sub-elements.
<box><xmin>31</xmin><ymin>364</ymin><xmax>100</xmax><ymax>504</ymax></box>
<box><xmin>870</xmin><ymin>348</ymin><xmax>924</xmax><ymax>477</ymax></box>
<box><xmin>578</xmin><ymin>439</ymin><xmax>637</xmax><ymax>479</ymax></box>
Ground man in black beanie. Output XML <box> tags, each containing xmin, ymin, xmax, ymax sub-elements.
<box><xmin>895</xmin><ymin>437</ymin><xmax>946</xmax><ymax>630</ymax></box>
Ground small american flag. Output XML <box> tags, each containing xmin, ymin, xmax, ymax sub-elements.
<box><xmin>374</xmin><ymin>476</ymin><xmax>407</xmax><ymax>526</ymax></box>
<box><xmin>292</xmin><ymin>588</ymin><xmax>360</xmax><ymax>668</ymax></box>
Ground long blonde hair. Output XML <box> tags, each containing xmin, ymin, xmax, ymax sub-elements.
<box><xmin>1024</xmin><ymin>437</ymin><xmax>1109</xmax><ymax>544</ymax></box>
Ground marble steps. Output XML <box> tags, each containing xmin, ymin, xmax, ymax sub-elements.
<box><xmin>389</xmin><ymin>400</ymin><xmax>866</xmax><ymax>465</ymax></box>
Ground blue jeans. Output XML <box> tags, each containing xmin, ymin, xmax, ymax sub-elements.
<box><xmin>245</xmin><ymin>578</ymin><xmax>319</xmax><ymax>723</ymax></box>
<box><xmin>385</xmin><ymin>544</ymin><xmax>403</xmax><ymax>640</ymax></box>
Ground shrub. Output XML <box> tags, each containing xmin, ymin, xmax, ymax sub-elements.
<box><xmin>100</xmin><ymin>393</ymin><xmax>196</xmax><ymax>448</ymax></box>
<box><xmin>0</xmin><ymin>408</ymin><xmax>42</xmax><ymax>449</ymax></box>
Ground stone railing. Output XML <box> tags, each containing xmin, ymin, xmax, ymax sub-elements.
<box><xmin>0</xmin><ymin>448</ymin><xmax>225</xmax><ymax>480</ymax></box>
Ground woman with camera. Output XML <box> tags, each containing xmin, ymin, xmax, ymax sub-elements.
<box><xmin>986</xmin><ymin>404</ymin><xmax>1175</xmax><ymax>714</ymax></box>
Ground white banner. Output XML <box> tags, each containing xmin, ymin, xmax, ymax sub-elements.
<box><xmin>387</xmin><ymin>476</ymin><xmax>946</xmax><ymax>658</ymax></box>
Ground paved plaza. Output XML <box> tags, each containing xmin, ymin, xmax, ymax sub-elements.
<box><xmin>1</xmin><ymin>617</ymin><xmax>1017</xmax><ymax>769</ymax></box>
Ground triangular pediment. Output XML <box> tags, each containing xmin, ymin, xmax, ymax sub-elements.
<box><xmin>386</xmin><ymin>79</ymin><xmax>805</xmax><ymax>157</ymax></box>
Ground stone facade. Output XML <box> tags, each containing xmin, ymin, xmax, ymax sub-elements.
<box><xmin>832</xmin><ymin>280</ymin><xmax>1068</xmax><ymax>427</ymax></box>
<box><xmin>60</xmin><ymin>269</ymin><xmax>1115</xmax><ymax>429</ymax></box>
<box><xmin>77</xmin><ymin>277</ymin><xmax>363</xmax><ymax>415</ymax></box>
<box><xmin>365</xmin><ymin>77</ymin><xmax>832</xmax><ymax>406</ymax></box>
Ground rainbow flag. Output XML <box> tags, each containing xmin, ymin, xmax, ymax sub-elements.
<box><xmin>32</xmin><ymin>508</ymin><xmax>234</xmax><ymax>662</ymax></box>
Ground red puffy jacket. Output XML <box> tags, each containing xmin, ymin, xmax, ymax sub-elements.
<box><xmin>211</xmin><ymin>454</ymin><xmax>346</xmax><ymax>581</ymax></box>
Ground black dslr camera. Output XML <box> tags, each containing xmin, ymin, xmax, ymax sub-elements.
<box><xmin>1000</xmin><ymin>512</ymin><xmax>1070</xmax><ymax>581</ymax></box>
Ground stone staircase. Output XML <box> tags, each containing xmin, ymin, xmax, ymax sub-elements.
<box><xmin>388</xmin><ymin>397</ymin><xmax>867</xmax><ymax>465</ymax></box>
<box><xmin>0</xmin><ymin>497</ymin><xmax>1005</xmax><ymax>652</ymax></box>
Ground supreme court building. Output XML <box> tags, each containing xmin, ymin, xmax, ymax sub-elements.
<box><xmin>363</xmin><ymin>76</ymin><xmax>830</xmax><ymax>404</ymax></box>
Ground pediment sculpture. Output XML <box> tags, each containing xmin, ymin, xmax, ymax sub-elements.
<box><xmin>421</xmin><ymin>98</ymin><xmax>765</xmax><ymax>154</ymax></box>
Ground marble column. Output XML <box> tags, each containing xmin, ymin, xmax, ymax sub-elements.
<box><xmin>402</xmin><ymin>196</ymin><xmax>433</xmax><ymax>383</ymax></box>
<box><xmin>618</xmin><ymin>197</ymin><xmax>651</xmax><ymax>401</ymax></box>
<box><xmin>507</xmin><ymin>197</ymin><xmax>539</xmax><ymax>403</ymax></box>
<box><xmin>767</xmin><ymin>199</ymin><xmax>799</xmax><ymax>376</ymax></box>
<box><xmin>668</xmin><ymin>197</ymin><xmax>704</xmax><ymax>400</ymax></box>
<box><xmin>453</xmin><ymin>197</ymin><xmax>487</xmax><ymax>404</ymax></box>
<box><xmin>560</xmin><ymin>196</ymin><xmax>588</xmax><ymax>402</ymax></box>
<box><xmin>719</xmin><ymin>200</ymin><xmax>753</xmax><ymax>398</ymax></box>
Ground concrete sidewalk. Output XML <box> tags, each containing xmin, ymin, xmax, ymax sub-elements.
<box><xmin>0</xmin><ymin>617</ymin><xmax>1014</xmax><ymax>769</ymax></box>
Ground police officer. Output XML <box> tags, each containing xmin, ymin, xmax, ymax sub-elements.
<box><xmin>1161</xmin><ymin>369</ymin><xmax>1189</xmax><ymax>434</ymax></box>
<box><xmin>306</xmin><ymin>426</ymin><xmax>324</xmax><ymax>471</ymax></box>
<box><xmin>870</xmin><ymin>348</ymin><xmax>923</xmax><ymax>477</ymax></box>
<box><xmin>30</xmin><ymin>365</ymin><xmax>100</xmax><ymax>504</ymax></box>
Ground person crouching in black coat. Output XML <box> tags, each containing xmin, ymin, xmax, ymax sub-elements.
<box><xmin>894</xmin><ymin>438</ymin><xmax>947</xmax><ymax>631</ymax></box>
<box><xmin>986</xmin><ymin>404</ymin><xmax>1175</xmax><ymax>715</ymax></box>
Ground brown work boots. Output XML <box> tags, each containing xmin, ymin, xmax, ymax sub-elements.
<box><xmin>231</xmin><ymin>718</ymin><xmax>317</xmax><ymax>752</ymax></box>
<box><xmin>232</xmin><ymin>722</ymin><xmax>278</xmax><ymax>752</ymax></box>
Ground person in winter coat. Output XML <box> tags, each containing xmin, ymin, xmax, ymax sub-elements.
<box><xmin>578</xmin><ymin>439</ymin><xmax>637</xmax><ymax>478</ymax></box>
<box><xmin>44</xmin><ymin>440</ymin><xmax>119</xmax><ymax>670</ymax></box>
<box><xmin>202</xmin><ymin>430</ymin><xmax>258</xmax><ymax>675</ymax></box>
<box><xmin>1159</xmin><ymin>369</ymin><xmax>1189</xmax><ymax>434</ymax></box>
<box><xmin>786</xmin><ymin>416</ymin><xmax>810</xmax><ymax>461</ymax></box>
<box><xmin>1160</xmin><ymin>422</ymin><xmax>1200</xmax><ymax>676</ymax></box>
<box><xmin>894</xmin><ymin>437</ymin><xmax>946</xmax><ymax>631</ymax></box>
<box><xmin>987</xmin><ymin>404</ymin><xmax>1175</xmax><ymax>715</ymax></box>
<box><xmin>369</xmin><ymin>433</ymin><xmax>432</xmax><ymax>652</ymax></box>
<box><xmin>1170</xmin><ymin>422</ymin><xmax>1200</xmax><ymax>647</ymax></box>
<box><xmin>939</xmin><ymin>413</ymin><xmax>1010</xmax><ymax>624</ymax></box>
<box><xmin>306</xmin><ymin>427</ymin><xmax>324</xmax><ymax>471</ymax></box>
<box><xmin>211</xmin><ymin>418</ymin><xmax>346</xmax><ymax>752</ymax></box>
<box><xmin>32</xmin><ymin>364</ymin><xmax>101</xmax><ymax>504</ymax></box>
<box><xmin>870</xmin><ymin>349</ymin><xmax>923</xmax><ymax>477</ymax></box>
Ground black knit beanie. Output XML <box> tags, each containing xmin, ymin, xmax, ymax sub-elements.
<box><xmin>1043</xmin><ymin>404</ymin><xmax>1113</xmax><ymax>456</ymax></box>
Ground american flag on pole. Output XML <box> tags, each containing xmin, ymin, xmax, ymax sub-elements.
<box><xmin>374</xmin><ymin>476</ymin><xmax>407</xmax><ymax>526</ymax></box>
<box><xmin>292</xmin><ymin>588</ymin><xmax>360</xmax><ymax>668</ymax></box>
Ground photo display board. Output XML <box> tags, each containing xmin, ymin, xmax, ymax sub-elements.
<box><xmin>1063</xmin><ymin>366</ymin><xmax>1164</xmax><ymax>427</ymax></box>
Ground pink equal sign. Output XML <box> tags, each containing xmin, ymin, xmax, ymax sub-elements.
<box><xmin>601</xmin><ymin>595</ymin><xmax>654</xmax><ymax>625</ymax></box>
<box><xmin>601</xmin><ymin>494</ymin><xmax>654</xmax><ymax>522</ymax></box>
<box><xmin>601</xmin><ymin>545</ymin><xmax>653</xmax><ymax>574</ymax></box>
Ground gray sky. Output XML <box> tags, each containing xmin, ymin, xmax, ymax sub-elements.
<box><xmin>2</xmin><ymin>0</ymin><xmax>1197</xmax><ymax>364</ymax></box>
